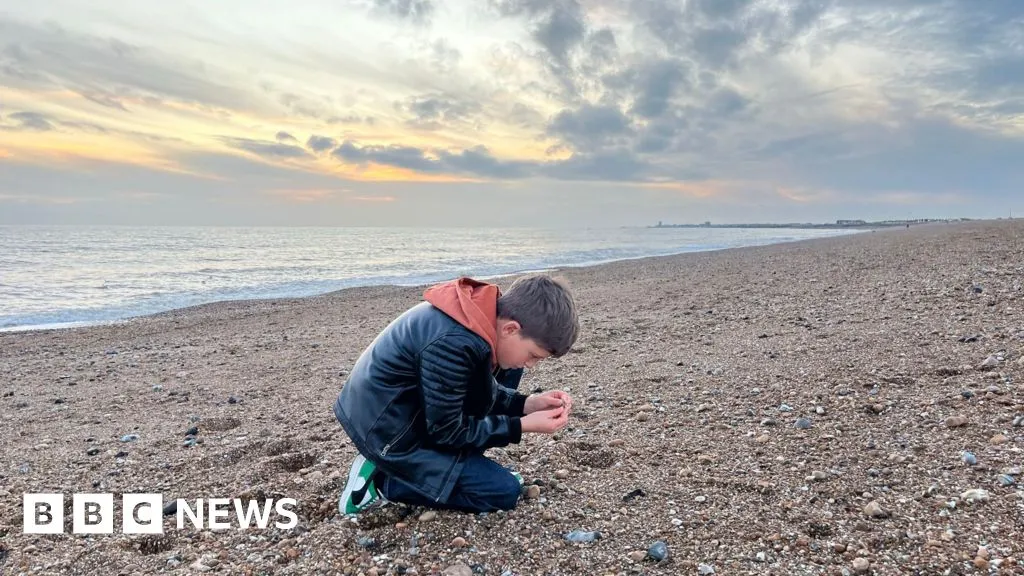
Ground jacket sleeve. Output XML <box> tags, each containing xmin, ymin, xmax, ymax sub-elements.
<box><xmin>489</xmin><ymin>368</ymin><xmax>528</xmax><ymax>416</ymax></box>
<box><xmin>419</xmin><ymin>334</ymin><xmax>523</xmax><ymax>450</ymax></box>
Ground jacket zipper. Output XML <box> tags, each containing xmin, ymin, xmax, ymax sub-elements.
<box><xmin>380</xmin><ymin>409</ymin><xmax>420</xmax><ymax>457</ymax></box>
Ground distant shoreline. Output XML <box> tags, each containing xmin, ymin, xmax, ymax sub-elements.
<box><xmin>649</xmin><ymin>218</ymin><xmax>976</xmax><ymax>230</ymax></box>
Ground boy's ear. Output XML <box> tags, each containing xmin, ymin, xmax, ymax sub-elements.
<box><xmin>499</xmin><ymin>319</ymin><xmax>521</xmax><ymax>335</ymax></box>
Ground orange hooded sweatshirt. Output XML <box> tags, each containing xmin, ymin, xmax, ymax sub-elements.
<box><xmin>423</xmin><ymin>277</ymin><xmax>501</xmax><ymax>368</ymax></box>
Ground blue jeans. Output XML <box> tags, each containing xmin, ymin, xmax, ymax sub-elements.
<box><xmin>379</xmin><ymin>452</ymin><xmax>521</xmax><ymax>513</ymax></box>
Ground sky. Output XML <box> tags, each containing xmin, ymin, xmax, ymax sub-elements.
<box><xmin>0</xmin><ymin>0</ymin><xmax>1022</xmax><ymax>227</ymax></box>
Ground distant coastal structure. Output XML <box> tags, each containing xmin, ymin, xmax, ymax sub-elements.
<box><xmin>650</xmin><ymin>218</ymin><xmax>970</xmax><ymax>230</ymax></box>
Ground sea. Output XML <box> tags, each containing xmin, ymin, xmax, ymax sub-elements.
<box><xmin>0</xmin><ymin>225</ymin><xmax>858</xmax><ymax>332</ymax></box>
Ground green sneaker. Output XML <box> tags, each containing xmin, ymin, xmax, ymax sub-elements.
<box><xmin>339</xmin><ymin>454</ymin><xmax>381</xmax><ymax>515</ymax></box>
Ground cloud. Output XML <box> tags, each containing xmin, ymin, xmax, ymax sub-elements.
<box><xmin>327</xmin><ymin>115</ymin><xmax>373</xmax><ymax>125</ymax></box>
<box><xmin>0</xmin><ymin>17</ymin><xmax>272</xmax><ymax>116</ymax></box>
<box><xmin>628</xmin><ymin>58</ymin><xmax>692</xmax><ymax>118</ymax></box>
<box><xmin>333</xmin><ymin>140</ymin><xmax>537</xmax><ymax>179</ymax></box>
<box><xmin>546</xmin><ymin>103</ymin><xmax>633</xmax><ymax>152</ymax></box>
<box><xmin>491</xmin><ymin>0</ymin><xmax>591</xmax><ymax>97</ymax></box>
<box><xmin>220</xmin><ymin>137</ymin><xmax>311</xmax><ymax>159</ymax></box>
<box><xmin>306</xmin><ymin>135</ymin><xmax>337</xmax><ymax>152</ymax></box>
<box><xmin>399</xmin><ymin>93</ymin><xmax>482</xmax><ymax>130</ymax></box>
<box><xmin>1</xmin><ymin>111</ymin><xmax>55</xmax><ymax>131</ymax></box>
<box><xmin>2</xmin><ymin>1</ymin><xmax>1023</xmax><ymax>225</ymax></box>
<box><xmin>372</xmin><ymin>0</ymin><xmax>435</xmax><ymax>24</ymax></box>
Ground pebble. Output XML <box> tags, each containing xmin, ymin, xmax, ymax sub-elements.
<box><xmin>945</xmin><ymin>416</ymin><xmax>968</xmax><ymax>427</ymax></box>
<box><xmin>779</xmin><ymin>403</ymin><xmax>793</xmax><ymax>412</ymax></box>
<box><xmin>989</xmin><ymin>433</ymin><xmax>1008</xmax><ymax>444</ymax></box>
<box><xmin>637</xmin><ymin>413</ymin><xmax>650</xmax><ymax>422</ymax></box>
<box><xmin>815</xmin><ymin>406</ymin><xmax>826</xmax><ymax>415</ymax></box>
<box><xmin>852</xmin><ymin>557</ymin><xmax>870</xmax><ymax>573</ymax></box>
<box><xmin>808</xmin><ymin>470</ymin><xmax>829</xmax><ymax>482</ymax></box>
<box><xmin>698</xmin><ymin>563</ymin><xmax>715</xmax><ymax>575</ymax></box>
<box><xmin>629</xmin><ymin>550</ymin><xmax>646</xmax><ymax>562</ymax></box>
<box><xmin>525</xmin><ymin>485</ymin><xmax>541</xmax><ymax>499</ymax></box>
<box><xmin>564</xmin><ymin>529</ymin><xmax>601</xmax><ymax>543</ymax></box>
<box><xmin>863</xmin><ymin>501</ymin><xmax>888</xmax><ymax>518</ymax></box>
<box><xmin>962</xmin><ymin>451</ymin><xmax>978</xmax><ymax>466</ymax></box>
<box><xmin>443</xmin><ymin>563</ymin><xmax>473</xmax><ymax>576</ymax></box>
<box><xmin>647</xmin><ymin>540</ymin><xmax>668</xmax><ymax>561</ymax></box>
<box><xmin>609</xmin><ymin>439</ymin><xmax>625</xmax><ymax>447</ymax></box>
<box><xmin>451</xmin><ymin>536</ymin><xmax>467</xmax><ymax>548</ymax></box>
<box><xmin>795</xmin><ymin>417</ymin><xmax>812</xmax><ymax>429</ymax></box>
<box><xmin>554</xmin><ymin>469</ymin><xmax>569</xmax><ymax>479</ymax></box>
<box><xmin>120</xmin><ymin>434</ymin><xmax>140</xmax><ymax>442</ymax></box>
<box><xmin>961</xmin><ymin>488</ymin><xmax>989</xmax><ymax>503</ymax></box>
<box><xmin>418</xmin><ymin>511</ymin><xmax>437</xmax><ymax>522</ymax></box>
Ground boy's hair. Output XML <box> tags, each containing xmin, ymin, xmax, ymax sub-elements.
<box><xmin>497</xmin><ymin>274</ymin><xmax>579</xmax><ymax>357</ymax></box>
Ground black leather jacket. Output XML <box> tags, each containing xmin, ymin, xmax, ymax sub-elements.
<box><xmin>333</xmin><ymin>301</ymin><xmax>528</xmax><ymax>503</ymax></box>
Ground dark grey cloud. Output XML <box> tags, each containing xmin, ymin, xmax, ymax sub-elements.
<box><xmin>333</xmin><ymin>140</ymin><xmax>443</xmax><ymax>173</ymax></box>
<box><xmin>333</xmin><ymin>141</ymin><xmax>532</xmax><ymax>177</ymax></box>
<box><xmin>276</xmin><ymin>131</ymin><xmax>298</xmax><ymax>143</ymax></box>
<box><xmin>331</xmin><ymin>139</ymin><xmax>652</xmax><ymax>182</ymax></box>
<box><xmin>399</xmin><ymin>94</ymin><xmax>481</xmax><ymax>130</ymax></box>
<box><xmin>542</xmin><ymin>149</ymin><xmax>650</xmax><ymax>181</ymax></box>
<box><xmin>631</xmin><ymin>0</ymin><xmax>831</xmax><ymax>70</ymax></box>
<box><xmin>629</xmin><ymin>58</ymin><xmax>692</xmax><ymax>118</ymax></box>
<box><xmin>1</xmin><ymin>111</ymin><xmax>54</xmax><ymax>131</ymax></box>
<box><xmin>306</xmin><ymin>135</ymin><xmax>337</xmax><ymax>153</ymax></box>
<box><xmin>372</xmin><ymin>0</ymin><xmax>434</xmax><ymax>24</ymax></box>
<box><xmin>546</xmin><ymin>103</ymin><xmax>633</xmax><ymax>152</ymax></box>
<box><xmin>220</xmin><ymin>137</ymin><xmax>311</xmax><ymax>159</ymax></box>
<box><xmin>491</xmin><ymin>0</ymin><xmax>591</xmax><ymax>98</ymax></box>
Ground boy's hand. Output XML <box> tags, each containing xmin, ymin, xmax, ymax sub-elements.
<box><xmin>524</xmin><ymin>390</ymin><xmax>573</xmax><ymax>415</ymax></box>
<box><xmin>521</xmin><ymin>406</ymin><xmax>569</xmax><ymax>434</ymax></box>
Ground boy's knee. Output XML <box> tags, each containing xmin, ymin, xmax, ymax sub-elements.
<box><xmin>495</xmin><ymin>473</ymin><xmax>522</xmax><ymax>511</ymax></box>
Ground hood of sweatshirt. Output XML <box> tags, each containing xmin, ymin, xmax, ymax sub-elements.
<box><xmin>422</xmin><ymin>277</ymin><xmax>500</xmax><ymax>368</ymax></box>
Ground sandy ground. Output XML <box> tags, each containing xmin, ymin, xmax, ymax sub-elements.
<box><xmin>1</xmin><ymin>219</ymin><xmax>1023</xmax><ymax>576</ymax></box>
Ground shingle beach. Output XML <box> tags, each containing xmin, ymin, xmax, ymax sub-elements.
<box><xmin>2</xmin><ymin>220</ymin><xmax>1023</xmax><ymax>575</ymax></box>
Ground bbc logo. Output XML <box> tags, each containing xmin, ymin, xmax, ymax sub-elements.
<box><xmin>24</xmin><ymin>493</ymin><xmax>162</xmax><ymax>534</ymax></box>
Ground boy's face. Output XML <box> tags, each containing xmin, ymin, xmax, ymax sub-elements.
<box><xmin>495</xmin><ymin>319</ymin><xmax>551</xmax><ymax>370</ymax></box>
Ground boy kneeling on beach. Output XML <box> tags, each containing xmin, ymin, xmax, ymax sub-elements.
<box><xmin>333</xmin><ymin>274</ymin><xmax>579</xmax><ymax>515</ymax></box>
